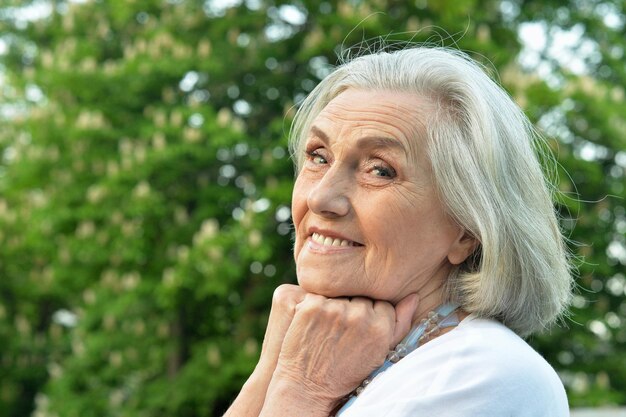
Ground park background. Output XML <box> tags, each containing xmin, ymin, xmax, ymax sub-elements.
<box><xmin>0</xmin><ymin>0</ymin><xmax>625</xmax><ymax>416</ymax></box>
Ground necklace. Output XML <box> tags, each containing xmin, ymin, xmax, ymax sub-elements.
<box><xmin>332</xmin><ymin>302</ymin><xmax>460</xmax><ymax>416</ymax></box>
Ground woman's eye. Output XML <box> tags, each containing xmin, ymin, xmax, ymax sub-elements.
<box><xmin>307</xmin><ymin>150</ymin><xmax>328</xmax><ymax>165</ymax></box>
<box><xmin>372</xmin><ymin>164</ymin><xmax>396</xmax><ymax>178</ymax></box>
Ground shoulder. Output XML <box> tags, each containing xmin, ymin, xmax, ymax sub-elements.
<box><xmin>450</xmin><ymin>315</ymin><xmax>560</xmax><ymax>378</ymax></box>
<box><xmin>343</xmin><ymin>316</ymin><xmax>569</xmax><ymax>417</ymax></box>
<box><xmin>438</xmin><ymin>316</ymin><xmax>567</xmax><ymax>400</ymax></box>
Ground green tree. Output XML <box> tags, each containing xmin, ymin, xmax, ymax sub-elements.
<box><xmin>0</xmin><ymin>1</ymin><xmax>624</xmax><ymax>416</ymax></box>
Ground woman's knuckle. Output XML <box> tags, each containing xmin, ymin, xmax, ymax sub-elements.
<box><xmin>272</xmin><ymin>285</ymin><xmax>290</xmax><ymax>304</ymax></box>
<box><xmin>295</xmin><ymin>295</ymin><xmax>322</xmax><ymax>315</ymax></box>
<box><xmin>346</xmin><ymin>304</ymin><xmax>367</xmax><ymax>324</ymax></box>
<box><xmin>272</xmin><ymin>284</ymin><xmax>303</xmax><ymax>307</ymax></box>
<box><xmin>371</xmin><ymin>319</ymin><xmax>391</xmax><ymax>338</ymax></box>
<box><xmin>373</xmin><ymin>299</ymin><xmax>394</xmax><ymax>314</ymax></box>
<box><xmin>327</xmin><ymin>299</ymin><xmax>343</xmax><ymax>312</ymax></box>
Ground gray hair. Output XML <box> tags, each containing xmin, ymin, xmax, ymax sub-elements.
<box><xmin>288</xmin><ymin>47</ymin><xmax>573</xmax><ymax>337</ymax></box>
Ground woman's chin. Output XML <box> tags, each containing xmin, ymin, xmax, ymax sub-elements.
<box><xmin>296</xmin><ymin>272</ymin><xmax>351</xmax><ymax>298</ymax></box>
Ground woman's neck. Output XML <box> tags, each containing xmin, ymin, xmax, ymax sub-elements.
<box><xmin>410</xmin><ymin>278</ymin><xmax>445</xmax><ymax>326</ymax></box>
<box><xmin>409</xmin><ymin>281</ymin><xmax>467</xmax><ymax>332</ymax></box>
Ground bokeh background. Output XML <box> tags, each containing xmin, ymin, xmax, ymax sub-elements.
<box><xmin>0</xmin><ymin>0</ymin><xmax>625</xmax><ymax>416</ymax></box>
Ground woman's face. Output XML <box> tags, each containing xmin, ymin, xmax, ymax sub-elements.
<box><xmin>291</xmin><ymin>89</ymin><xmax>474</xmax><ymax>303</ymax></box>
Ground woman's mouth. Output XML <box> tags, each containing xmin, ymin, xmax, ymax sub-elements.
<box><xmin>311</xmin><ymin>232</ymin><xmax>363</xmax><ymax>247</ymax></box>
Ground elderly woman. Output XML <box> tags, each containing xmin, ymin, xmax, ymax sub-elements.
<box><xmin>224</xmin><ymin>47</ymin><xmax>572</xmax><ymax>416</ymax></box>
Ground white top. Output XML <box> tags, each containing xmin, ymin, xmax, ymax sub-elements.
<box><xmin>339</xmin><ymin>315</ymin><xmax>569</xmax><ymax>417</ymax></box>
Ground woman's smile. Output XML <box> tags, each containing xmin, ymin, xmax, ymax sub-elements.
<box><xmin>305</xmin><ymin>231</ymin><xmax>365</xmax><ymax>255</ymax></box>
<box><xmin>309</xmin><ymin>232</ymin><xmax>362</xmax><ymax>248</ymax></box>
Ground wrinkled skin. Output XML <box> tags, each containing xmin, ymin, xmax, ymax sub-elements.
<box><xmin>292</xmin><ymin>90</ymin><xmax>472</xmax><ymax>304</ymax></box>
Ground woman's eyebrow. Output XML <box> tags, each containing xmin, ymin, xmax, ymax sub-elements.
<box><xmin>310</xmin><ymin>125</ymin><xmax>330</xmax><ymax>144</ymax></box>
<box><xmin>310</xmin><ymin>125</ymin><xmax>407</xmax><ymax>155</ymax></box>
<box><xmin>355</xmin><ymin>135</ymin><xmax>407</xmax><ymax>155</ymax></box>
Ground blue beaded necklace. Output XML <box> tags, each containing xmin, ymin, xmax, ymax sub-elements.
<box><xmin>333</xmin><ymin>302</ymin><xmax>460</xmax><ymax>416</ymax></box>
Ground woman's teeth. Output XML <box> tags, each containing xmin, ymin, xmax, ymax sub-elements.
<box><xmin>311</xmin><ymin>232</ymin><xmax>354</xmax><ymax>247</ymax></box>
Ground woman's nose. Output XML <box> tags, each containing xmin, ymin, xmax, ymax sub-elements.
<box><xmin>306</xmin><ymin>166</ymin><xmax>351</xmax><ymax>218</ymax></box>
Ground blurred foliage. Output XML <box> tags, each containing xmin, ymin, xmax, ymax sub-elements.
<box><xmin>0</xmin><ymin>0</ymin><xmax>624</xmax><ymax>415</ymax></box>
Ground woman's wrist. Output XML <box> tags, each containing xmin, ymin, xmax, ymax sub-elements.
<box><xmin>245</xmin><ymin>360</ymin><xmax>273</xmax><ymax>392</ymax></box>
<box><xmin>222</xmin><ymin>366</ymin><xmax>275</xmax><ymax>417</ymax></box>
<box><xmin>259</xmin><ymin>375</ymin><xmax>335</xmax><ymax>417</ymax></box>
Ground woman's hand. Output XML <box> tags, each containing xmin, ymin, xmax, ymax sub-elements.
<box><xmin>223</xmin><ymin>284</ymin><xmax>307</xmax><ymax>417</ymax></box>
<box><xmin>259</xmin><ymin>292</ymin><xmax>419</xmax><ymax>417</ymax></box>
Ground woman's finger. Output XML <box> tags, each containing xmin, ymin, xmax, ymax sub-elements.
<box><xmin>259</xmin><ymin>284</ymin><xmax>307</xmax><ymax>369</ymax></box>
<box><xmin>391</xmin><ymin>293</ymin><xmax>420</xmax><ymax>346</ymax></box>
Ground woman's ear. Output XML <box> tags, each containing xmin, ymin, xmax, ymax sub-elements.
<box><xmin>447</xmin><ymin>230</ymin><xmax>479</xmax><ymax>265</ymax></box>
